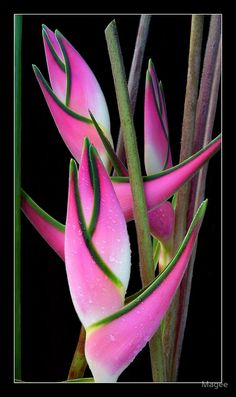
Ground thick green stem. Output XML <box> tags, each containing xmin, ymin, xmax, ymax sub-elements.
<box><xmin>115</xmin><ymin>14</ymin><xmax>151</xmax><ymax>163</ymax></box>
<box><xmin>105</xmin><ymin>20</ymin><xmax>166</xmax><ymax>382</ymax></box>
<box><xmin>14</xmin><ymin>15</ymin><xmax>22</xmax><ymax>381</ymax></box>
<box><xmin>67</xmin><ymin>326</ymin><xmax>87</xmax><ymax>380</ymax></box>
<box><xmin>105</xmin><ymin>20</ymin><xmax>154</xmax><ymax>286</ymax></box>
<box><xmin>171</xmin><ymin>20</ymin><xmax>221</xmax><ymax>381</ymax></box>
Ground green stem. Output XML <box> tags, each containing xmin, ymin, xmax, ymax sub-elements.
<box><xmin>163</xmin><ymin>15</ymin><xmax>204</xmax><ymax>379</ymax></box>
<box><xmin>105</xmin><ymin>20</ymin><xmax>154</xmax><ymax>286</ymax></box>
<box><xmin>115</xmin><ymin>14</ymin><xmax>151</xmax><ymax>163</ymax></box>
<box><xmin>14</xmin><ymin>14</ymin><xmax>23</xmax><ymax>380</ymax></box>
<box><xmin>188</xmin><ymin>15</ymin><xmax>222</xmax><ymax>222</ymax></box>
<box><xmin>67</xmin><ymin>326</ymin><xmax>87</xmax><ymax>380</ymax></box>
<box><xmin>170</xmin><ymin>19</ymin><xmax>221</xmax><ymax>381</ymax></box>
<box><xmin>105</xmin><ymin>20</ymin><xmax>165</xmax><ymax>382</ymax></box>
<box><xmin>174</xmin><ymin>15</ymin><xmax>204</xmax><ymax>242</ymax></box>
<box><xmin>149</xmin><ymin>331</ymin><xmax>166</xmax><ymax>382</ymax></box>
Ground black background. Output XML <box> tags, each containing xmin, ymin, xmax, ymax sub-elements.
<box><xmin>8</xmin><ymin>14</ymin><xmax>222</xmax><ymax>383</ymax></box>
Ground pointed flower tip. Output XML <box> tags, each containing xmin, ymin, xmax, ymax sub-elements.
<box><xmin>148</xmin><ymin>58</ymin><xmax>154</xmax><ymax>70</ymax></box>
<box><xmin>42</xmin><ymin>23</ymin><xmax>48</xmax><ymax>31</ymax></box>
<box><xmin>198</xmin><ymin>198</ymin><xmax>208</xmax><ymax>218</ymax></box>
<box><xmin>69</xmin><ymin>158</ymin><xmax>77</xmax><ymax>176</ymax></box>
<box><xmin>84</xmin><ymin>136</ymin><xmax>91</xmax><ymax>148</ymax></box>
<box><xmin>42</xmin><ymin>24</ymin><xmax>48</xmax><ymax>37</ymax></box>
<box><xmin>32</xmin><ymin>64</ymin><xmax>41</xmax><ymax>78</ymax></box>
<box><xmin>55</xmin><ymin>29</ymin><xmax>64</xmax><ymax>41</ymax></box>
<box><xmin>89</xmin><ymin>142</ymin><xmax>99</xmax><ymax>160</ymax></box>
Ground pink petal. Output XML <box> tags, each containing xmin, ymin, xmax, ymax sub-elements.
<box><xmin>65</xmin><ymin>141</ymin><xmax>131</xmax><ymax>328</ymax></box>
<box><xmin>21</xmin><ymin>191</ymin><xmax>65</xmax><ymax>261</ymax></box>
<box><xmin>55</xmin><ymin>30</ymin><xmax>111</xmax><ymax>139</ymax></box>
<box><xmin>33</xmin><ymin>65</ymin><xmax>111</xmax><ymax>169</ymax></box>
<box><xmin>42</xmin><ymin>26</ymin><xmax>66</xmax><ymax>103</ymax></box>
<box><xmin>112</xmin><ymin>135</ymin><xmax>221</xmax><ymax>220</ymax></box>
<box><xmin>145</xmin><ymin>61</ymin><xmax>171</xmax><ymax>174</ymax></box>
<box><xmin>148</xmin><ymin>202</ymin><xmax>175</xmax><ymax>242</ymax></box>
<box><xmin>159</xmin><ymin>80</ymin><xmax>170</xmax><ymax>141</ymax></box>
<box><xmin>85</xmin><ymin>201</ymin><xmax>206</xmax><ymax>382</ymax></box>
<box><xmin>91</xmin><ymin>149</ymin><xmax>131</xmax><ymax>291</ymax></box>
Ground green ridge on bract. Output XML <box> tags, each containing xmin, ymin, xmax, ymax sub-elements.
<box><xmin>70</xmin><ymin>154</ymin><xmax>124</xmax><ymax>291</ymax></box>
<box><xmin>32</xmin><ymin>64</ymin><xmax>92</xmax><ymax>124</ymax></box>
<box><xmin>42</xmin><ymin>25</ymin><xmax>66</xmax><ymax>72</ymax></box>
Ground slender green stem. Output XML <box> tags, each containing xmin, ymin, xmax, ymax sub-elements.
<box><xmin>105</xmin><ymin>20</ymin><xmax>154</xmax><ymax>286</ymax></box>
<box><xmin>170</xmin><ymin>20</ymin><xmax>221</xmax><ymax>381</ymax></box>
<box><xmin>105</xmin><ymin>19</ymin><xmax>165</xmax><ymax>383</ymax></box>
<box><xmin>14</xmin><ymin>14</ymin><xmax>23</xmax><ymax>380</ymax></box>
<box><xmin>174</xmin><ymin>15</ymin><xmax>204</xmax><ymax>243</ymax></box>
<box><xmin>193</xmin><ymin>37</ymin><xmax>221</xmax><ymax>213</ymax></box>
<box><xmin>115</xmin><ymin>14</ymin><xmax>151</xmax><ymax>164</ymax></box>
<box><xmin>67</xmin><ymin>326</ymin><xmax>87</xmax><ymax>380</ymax></box>
<box><xmin>162</xmin><ymin>16</ymin><xmax>204</xmax><ymax>380</ymax></box>
<box><xmin>188</xmin><ymin>15</ymin><xmax>222</xmax><ymax>222</ymax></box>
<box><xmin>149</xmin><ymin>330</ymin><xmax>166</xmax><ymax>382</ymax></box>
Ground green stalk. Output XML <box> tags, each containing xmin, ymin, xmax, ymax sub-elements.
<box><xmin>67</xmin><ymin>326</ymin><xmax>87</xmax><ymax>380</ymax></box>
<box><xmin>115</xmin><ymin>14</ymin><xmax>151</xmax><ymax>163</ymax></box>
<box><xmin>14</xmin><ymin>14</ymin><xmax>23</xmax><ymax>380</ymax></box>
<box><xmin>162</xmin><ymin>15</ymin><xmax>204</xmax><ymax>379</ymax></box>
<box><xmin>188</xmin><ymin>15</ymin><xmax>222</xmax><ymax>222</ymax></box>
<box><xmin>174</xmin><ymin>15</ymin><xmax>204</xmax><ymax>242</ymax></box>
<box><xmin>170</xmin><ymin>19</ymin><xmax>221</xmax><ymax>380</ymax></box>
<box><xmin>105</xmin><ymin>20</ymin><xmax>154</xmax><ymax>286</ymax></box>
<box><xmin>105</xmin><ymin>20</ymin><xmax>165</xmax><ymax>382</ymax></box>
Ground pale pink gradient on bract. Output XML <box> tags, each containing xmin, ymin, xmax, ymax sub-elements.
<box><xmin>91</xmin><ymin>153</ymin><xmax>131</xmax><ymax>291</ymax></box>
<box><xmin>34</xmin><ymin>69</ymin><xmax>110</xmax><ymax>168</ymax></box>
<box><xmin>148</xmin><ymin>202</ymin><xmax>175</xmax><ymax>242</ymax></box>
<box><xmin>85</xmin><ymin>226</ymin><xmax>199</xmax><ymax>382</ymax></box>
<box><xmin>149</xmin><ymin>63</ymin><xmax>169</xmax><ymax>140</ymax></box>
<box><xmin>112</xmin><ymin>136</ymin><xmax>221</xmax><ymax>220</ymax></box>
<box><xmin>42</xmin><ymin>27</ymin><xmax>66</xmax><ymax>103</ymax></box>
<box><xmin>57</xmin><ymin>32</ymin><xmax>110</xmax><ymax>137</ymax></box>
<box><xmin>21</xmin><ymin>197</ymin><xmax>65</xmax><ymax>261</ymax></box>
<box><xmin>65</xmin><ymin>173</ymin><xmax>123</xmax><ymax>328</ymax></box>
<box><xmin>77</xmin><ymin>145</ymin><xmax>94</xmax><ymax>225</ymax></box>
<box><xmin>145</xmin><ymin>69</ymin><xmax>169</xmax><ymax>174</ymax></box>
<box><xmin>64</xmin><ymin>143</ymin><xmax>131</xmax><ymax>328</ymax></box>
<box><xmin>144</xmin><ymin>61</ymin><xmax>172</xmax><ymax>175</ymax></box>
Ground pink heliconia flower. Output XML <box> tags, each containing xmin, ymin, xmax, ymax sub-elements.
<box><xmin>21</xmin><ymin>134</ymin><xmax>221</xmax><ymax>258</ymax></box>
<box><xmin>144</xmin><ymin>59</ymin><xmax>172</xmax><ymax>175</ymax></box>
<box><xmin>33</xmin><ymin>25</ymin><xmax>113</xmax><ymax>169</ymax></box>
<box><xmin>64</xmin><ymin>138</ymin><xmax>131</xmax><ymax>328</ymax></box>
<box><xmin>85</xmin><ymin>200</ymin><xmax>207</xmax><ymax>382</ymax></box>
<box><xmin>144</xmin><ymin>59</ymin><xmax>174</xmax><ymax>243</ymax></box>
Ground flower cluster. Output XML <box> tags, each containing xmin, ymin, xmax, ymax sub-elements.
<box><xmin>22</xmin><ymin>25</ymin><xmax>221</xmax><ymax>382</ymax></box>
